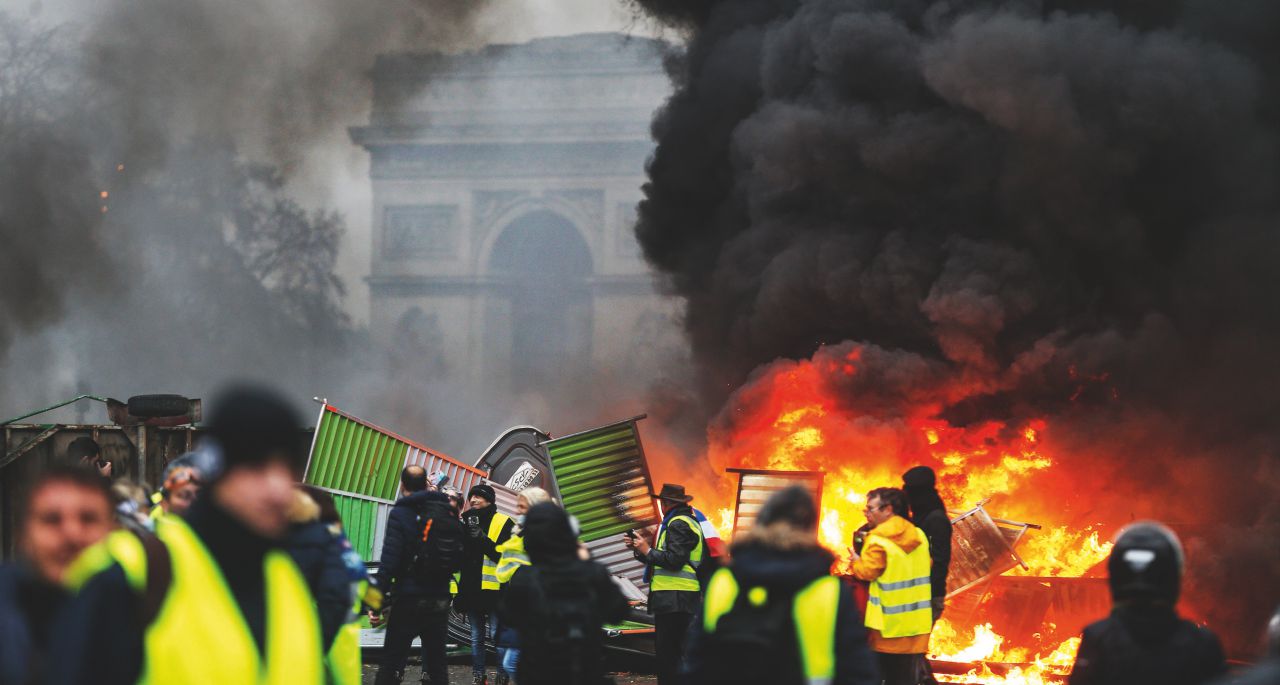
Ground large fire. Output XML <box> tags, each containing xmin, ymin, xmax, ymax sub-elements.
<box><xmin>698</xmin><ymin>345</ymin><xmax>1116</xmax><ymax>684</ymax></box>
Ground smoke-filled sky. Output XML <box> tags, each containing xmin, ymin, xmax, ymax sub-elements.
<box><xmin>630</xmin><ymin>0</ymin><xmax>1280</xmax><ymax>653</ymax></box>
<box><xmin>0</xmin><ymin>0</ymin><xmax>673</xmax><ymax>450</ymax></box>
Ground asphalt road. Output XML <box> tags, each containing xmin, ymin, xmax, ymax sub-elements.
<box><xmin>360</xmin><ymin>663</ymin><xmax>657</xmax><ymax>684</ymax></box>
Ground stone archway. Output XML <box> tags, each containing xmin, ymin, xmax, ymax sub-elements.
<box><xmin>485</xmin><ymin>210</ymin><xmax>594</xmax><ymax>391</ymax></box>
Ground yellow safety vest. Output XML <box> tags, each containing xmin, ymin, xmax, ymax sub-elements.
<box><xmin>650</xmin><ymin>514</ymin><xmax>704</xmax><ymax>593</ymax></box>
<box><xmin>325</xmin><ymin>579</ymin><xmax>367</xmax><ymax>685</ymax></box>
<box><xmin>495</xmin><ymin>535</ymin><xmax>529</xmax><ymax>584</ymax></box>
<box><xmin>864</xmin><ymin>527</ymin><xmax>933</xmax><ymax>638</ymax></box>
<box><xmin>480</xmin><ymin>513</ymin><xmax>512</xmax><ymax>591</ymax></box>
<box><xmin>702</xmin><ymin>568</ymin><xmax>840</xmax><ymax>685</ymax></box>
<box><xmin>68</xmin><ymin>518</ymin><xmax>324</xmax><ymax>685</ymax></box>
<box><xmin>65</xmin><ymin>529</ymin><xmax>149</xmax><ymax>592</ymax></box>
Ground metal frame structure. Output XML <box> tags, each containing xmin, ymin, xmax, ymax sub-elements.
<box><xmin>726</xmin><ymin>467</ymin><xmax>826</xmax><ymax>536</ymax></box>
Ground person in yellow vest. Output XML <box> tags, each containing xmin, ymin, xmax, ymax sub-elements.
<box><xmin>492</xmin><ymin>487</ymin><xmax>553</xmax><ymax>685</ymax></box>
<box><xmin>684</xmin><ymin>485</ymin><xmax>881</xmax><ymax>685</ymax></box>
<box><xmin>55</xmin><ymin>384</ymin><xmax>325</xmax><ymax>685</ymax></box>
<box><xmin>284</xmin><ymin>486</ymin><xmax>368</xmax><ymax>685</ymax></box>
<box><xmin>149</xmin><ymin>465</ymin><xmax>201</xmax><ymax>522</ymax></box>
<box><xmin>849</xmin><ymin>487</ymin><xmax>933</xmax><ymax>685</ymax></box>
<box><xmin>459</xmin><ymin>483</ymin><xmax>515</xmax><ymax>685</ymax></box>
<box><xmin>623</xmin><ymin>482</ymin><xmax>705</xmax><ymax>685</ymax></box>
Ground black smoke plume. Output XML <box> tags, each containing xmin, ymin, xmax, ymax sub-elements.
<box><xmin>632</xmin><ymin>0</ymin><xmax>1280</xmax><ymax>655</ymax></box>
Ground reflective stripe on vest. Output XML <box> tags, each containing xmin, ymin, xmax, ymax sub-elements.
<box><xmin>651</xmin><ymin>515</ymin><xmax>704</xmax><ymax>593</ymax></box>
<box><xmin>702</xmin><ymin>568</ymin><xmax>840</xmax><ymax>685</ymax></box>
<box><xmin>495</xmin><ymin>535</ymin><xmax>529</xmax><ymax>584</ymax></box>
<box><xmin>480</xmin><ymin>513</ymin><xmax>512</xmax><ymax>591</ymax></box>
<box><xmin>864</xmin><ymin>526</ymin><xmax>933</xmax><ymax>638</ymax></box>
<box><xmin>65</xmin><ymin>529</ymin><xmax>148</xmax><ymax>593</ymax></box>
<box><xmin>142</xmin><ymin>516</ymin><xmax>323</xmax><ymax>685</ymax></box>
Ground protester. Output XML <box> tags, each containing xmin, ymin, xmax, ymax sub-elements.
<box><xmin>499</xmin><ymin>502</ymin><xmax>629</xmax><ymax>685</ymax></box>
<box><xmin>1069</xmin><ymin>522</ymin><xmax>1226</xmax><ymax>685</ymax></box>
<box><xmin>110</xmin><ymin>479</ymin><xmax>155</xmax><ymax>534</ymax></box>
<box><xmin>372</xmin><ymin>465</ymin><xmax>465</xmax><ymax>685</ymax></box>
<box><xmin>903</xmin><ymin>466</ymin><xmax>951</xmax><ymax>622</ymax></box>
<box><xmin>683</xmin><ymin>485</ymin><xmax>880</xmax><ymax>685</ymax></box>
<box><xmin>56</xmin><ymin>384</ymin><xmax>325</xmax><ymax>685</ymax></box>
<box><xmin>459</xmin><ymin>482</ymin><xmax>515</xmax><ymax>685</ymax></box>
<box><xmin>151</xmin><ymin>464</ymin><xmax>201</xmax><ymax>520</ymax></box>
<box><xmin>0</xmin><ymin>464</ymin><xmax>114</xmax><ymax>684</ymax></box>
<box><xmin>285</xmin><ymin>486</ymin><xmax>359</xmax><ymax>685</ymax></box>
<box><xmin>303</xmin><ymin>485</ymin><xmax>377</xmax><ymax>685</ymax></box>
<box><xmin>494</xmin><ymin>486</ymin><xmax>554</xmax><ymax>685</ymax></box>
<box><xmin>849</xmin><ymin>487</ymin><xmax>934</xmax><ymax>685</ymax></box>
<box><xmin>67</xmin><ymin>435</ymin><xmax>111</xmax><ymax>479</ymax></box>
<box><xmin>623</xmin><ymin>483</ymin><xmax>705</xmax><ymax>685</ymax></box>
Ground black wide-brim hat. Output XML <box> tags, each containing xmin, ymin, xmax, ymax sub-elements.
<box><xmin>652</xmin><ymin>483</ymin><xmax>694</xmax><ymax>504</ymax></box>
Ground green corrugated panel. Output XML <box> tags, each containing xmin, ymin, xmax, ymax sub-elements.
<box><xmin>546</xmin><ymin>420</ymin><xmax>659</xmax><ymax>542</ymax></box>
<box><xmin>305</xmin><ymin>407</ymin><xmax>408</xmax><ymax>500</ymax></box>
<box><xmin>334</xmin><ymin>494</ymin><xmax>378</xmax><ymax>560</ymax></box>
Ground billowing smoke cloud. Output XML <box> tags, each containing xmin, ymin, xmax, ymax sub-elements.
<box><xmin>632</xmin><ymin>0</ymin><xmax>1280</xmax><ymax>655</ymax></box>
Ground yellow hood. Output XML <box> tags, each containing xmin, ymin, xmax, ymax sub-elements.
<box><xmin>869</xmin><ymin>515</ymin><xmax>924</xmax><ymax>554</ymax></box>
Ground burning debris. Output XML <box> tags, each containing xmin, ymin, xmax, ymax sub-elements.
<box><xmin>631</xmin><ymin>0</ymin><xmax>1280</xmax><ymax>665</ymax></box>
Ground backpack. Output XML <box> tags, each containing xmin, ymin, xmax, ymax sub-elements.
<box><xmin>527</xmin><ymin>564</ymin><xmax>613</xmax><ymax>685</ymax></box>
<box><xmin>408</xmin><ymin>506</ymin><xmax>464</xmax><ymax>583</ymax></box>
<box><xmin>699</xmin><ymin>581</ymin><xmax>806</xmax><ymax>685</ymax></box>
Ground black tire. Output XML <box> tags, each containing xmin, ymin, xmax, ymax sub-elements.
<box><xmin>127</xmin><ymin>394</ymin><xmax>191</xmax><ymax>418</ymax></box>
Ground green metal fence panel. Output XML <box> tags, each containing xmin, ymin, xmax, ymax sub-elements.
<box><xmin>544</xmin><ymin>418</ymin><xmax>659</xmax><ymax>542</ymax></box>
<box><xmin>303</xmin><ymin>403</ymin><xmax>490</xmax><ymax>561</ymax></box>
<box><xmin>333</xmin><ymin>494</ymin><xmax>380</xmax><ymax>560</ymax></box>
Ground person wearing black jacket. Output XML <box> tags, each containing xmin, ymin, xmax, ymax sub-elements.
<box><xmin>284</xmin><ymin>487</ymin><xmax>352</xmax><ymax>656</ymax></box>
<box><xmin>372</xmin><ymin>465</ymin><xmax>463</xmax><ymax>685</ymax></box>
<box><xmin>499</xmin><ymin>503</ymin><xmax>629</xmax><ymax>685</ymax></box>
<box><xmin>903</xmin><ymin>466</ymin><xmax>952</xmax><ymax>621</ymax></box>
<box><xmin>623</xmin><ymin>483</ymin><xmax>705</xmax><ymax>685</ymax></box>
<box><xmin>458</xmin><ymin>483</ymin><xmax>515</xmax><ymax>685</ymax></box>
<box><xmin>1069</xmin><ymin>522</ymin><xmax>1226</xmax><ymax>685</ymax></box>
<box><xmin>683</xmin><ymin>486</ymin><xmax>881</xmax><ymax>685</ymax></box>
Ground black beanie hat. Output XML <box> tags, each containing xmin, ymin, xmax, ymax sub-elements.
<box><xmin>468</xmin><ymin>483</ymin><xmax>496</xmax><ymax>504</ymax></box>
<box><xmin>205</xmin><ymin>384</ymin><xmax>302</xmax><ymax>476</ymax></box>
<box><xmin>902</xmin><ymin>465</ymin><xmax>937</xmax><ymax>490</ymax></box>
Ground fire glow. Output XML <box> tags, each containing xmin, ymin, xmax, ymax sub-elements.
<box><xmin>704</xmin><ymin>345</ymin><xmax>1115</xmax><ymax>684</ymax></box>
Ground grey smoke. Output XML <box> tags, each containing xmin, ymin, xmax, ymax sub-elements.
<box><xmin>632</xmin><ymin>0</ymin><xmax>1280</xmax><ymax>654</ymax></box>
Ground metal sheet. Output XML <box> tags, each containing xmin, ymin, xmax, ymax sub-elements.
<box><xmin>728</xmin><ymin>468</ymin><xmax>826</xmax><ymax>536</ymax></box>
<box><xmin>305</xmin><ymin>404</ymin><xmax>485</xmax><ymax>501</ymax></box>
<box><xmin>543</xmin><ymin>417</ymin><xmax>659</xmax><ymax>542</ymax></box>
<box><xmin>333</xmin><ymin>494</ymin><xmax>383</xmax><ymax>561</ymax></box>
<box><xmin>587</xmin><ymin>536</ymin><xmax>649</xmax><ymax>589</ymax></box>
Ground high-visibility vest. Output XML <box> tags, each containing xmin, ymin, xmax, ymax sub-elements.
<box><xmin>65</xmin><ymin>529</ymin><xmax>149</xmax><ymax>592</ymax></box>
<box><xmin>650</xmin><ymin>514</ymin><xmax>704</xmax><ymax>593</ymax></box>
<box><xmin>495</xmin><ymin>535</ymin><xmax>529</xmax><ymax>584</ymax></box>
<box><xmin>864</xmin><ymin>526</ymin><xmax>933</xmax><ymax>638</ymax></box>
<box><xmin>702</xmin><ymin>568</ymin><xmax>840</xmax><ymax>685</ymax></box>
<box><xmin>325</xmin><ymin>580</ymin><xmax>366</xmax><ymax>685</ymax></box>
<box><xmin>67</xmin><ymin>517</ymin><xmax>324</xmax><ymax>685</ymax></box>
<box><xmin>480</xmin><ymin>513</ymin><xmax>512</xmax><ymax>591</ymax></box>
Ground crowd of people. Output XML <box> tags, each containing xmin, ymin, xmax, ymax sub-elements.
<box><xmin>0</xmin><ymin>384</ymin><xmax>1277</xmax><ymax>685</ymax></box>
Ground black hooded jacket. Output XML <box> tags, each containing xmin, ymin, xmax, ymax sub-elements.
<box><xmin>457</xmin><ymin>501</ymin><xmax>514</xmax><ymax>612</ymax></box>
<box><xmin>683</xmin><ymin>525</ymin><xmax>881</xmax><ymax>685</ymax></box>
<box><xmin>1069</xmin><ymin>603</ymin><xmax>1226</xmax><ymax>685</ymax></box>
<box><xmin>906</xmin><ymin>487</ymin><xmax>951</xmax><ymax>599</ymax></box>
<box><xmin>284</xmin><ymin>520</ymin><xmax>352</xmax><ymax>647</ymax></box>
<box><xmin>499</xmin><ymin>504</ymin><xmax>629</xmax><ymax>685</ymax></box>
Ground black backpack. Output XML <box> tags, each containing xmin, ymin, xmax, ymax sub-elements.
<box><xmin>528</xmin><ymin>564</ymin><xmax>613</xmax><ymax>685</ymax></box>
<box><xmin>698</xmin><ymin>580</ymin><xmax>806</xmax><ymax>685</ymax></box>
<box><xmin>408</xmin><ymin>505</ymin><xmax>465</xmax><ymax>582</ymax></box>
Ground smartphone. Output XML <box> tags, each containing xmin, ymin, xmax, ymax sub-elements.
<box><xmin>624</xmin><ymin>530</ymin><xmax>637</xmax><ymax>540</ymax></box>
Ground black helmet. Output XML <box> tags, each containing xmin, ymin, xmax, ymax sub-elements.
<box><xmin>1108</xmin><ymin>521</ymin><xmax>1184</xmax><ymax>605</ymax></box>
